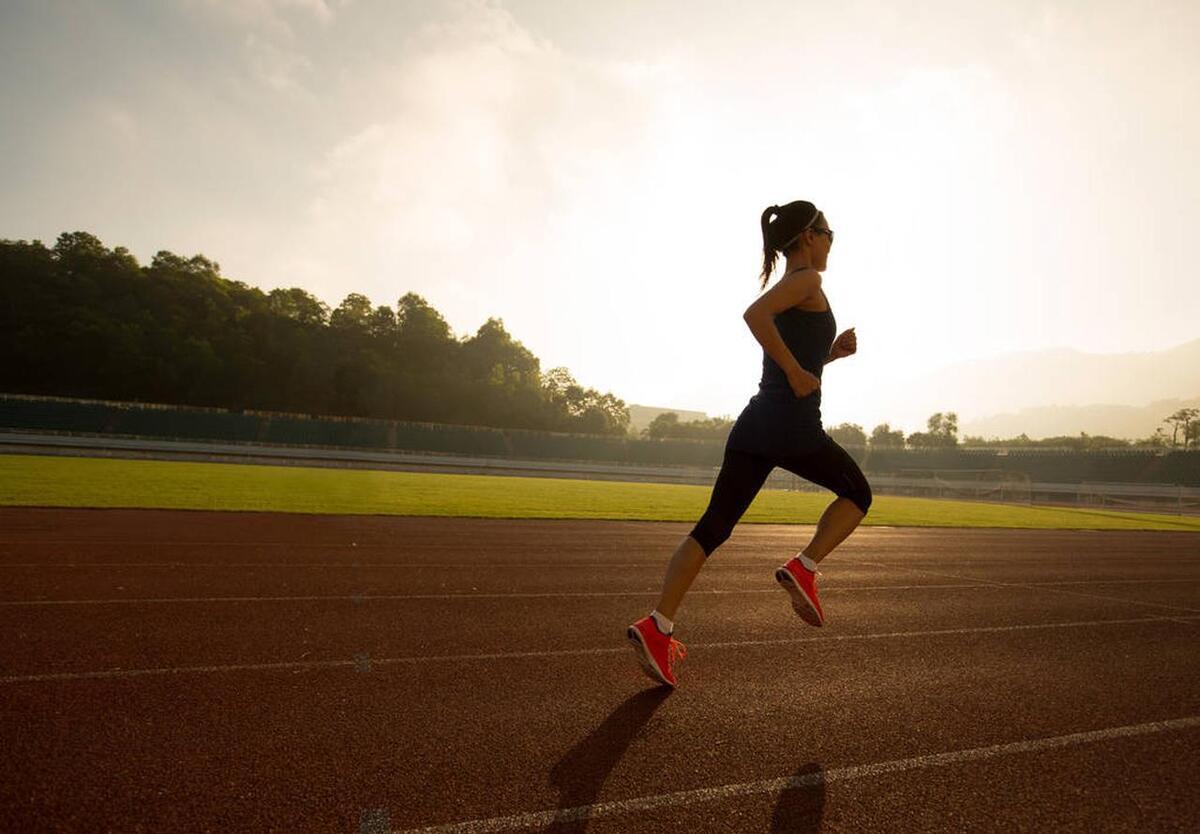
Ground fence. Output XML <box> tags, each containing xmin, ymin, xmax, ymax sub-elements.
<box><xmin>2</xmin><ymin>392</ymin><xmax>1198</xmax><ymax>488</ymax></box>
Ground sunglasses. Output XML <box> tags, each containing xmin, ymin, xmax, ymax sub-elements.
<box><xmin>812</xmin><ymin>228</ymin><xmax>835</xmax><ymax>243</ymax></box>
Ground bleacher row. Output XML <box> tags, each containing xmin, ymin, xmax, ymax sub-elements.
<box><xmin>2</xmin><ymin>393</ymin><xmax>1197</xmax><ymax>486</ymax></box>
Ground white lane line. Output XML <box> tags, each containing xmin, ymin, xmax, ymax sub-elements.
<box><xmin>6</xmin><ymin>578</ymin><xmax>1197</xmax><ymax>608</ymax></box>
<box><xmin>0</xmin><ymin>564</ymin><xmax>892</xmax><ymax>571</ymax></box>
<box><xmin>1</xmin><ymin>557</ymin><xmax>1196</xmax><ymax>571</ymax></box>
<box><xmin>5</xmin><ymin>579</ymin><xmax>1196</xmax><ymax>607</ymax></box>
<box><xmin>2</xmin><ymin>540</ymin><xmax>409</xmax><ymax>547</ymax></box>
<box><xmin>388</xmin><ymin>715</ymin><xmax>1200</xmax><ymax>833</ymax></box>
<box><xmin>1032</xmin><ymin>579</ymin><xmax>1200</xmax><ymax>586</ymax></box>
<box><xmin>1</xmin><ymin>558</ymin><xmax>1197</xmax><ymax>578</ymax></box>
<box><xmin>0</xmin><ymin>562</ymin><xmax>658</xmax><ymax>569</ymax></box>
<box><xmin>863</xmin><ymin>562</ymin><xmax>1200</xmax><ymax>614</ymax></box>
<box><xmin>0</xmin><ymin>558</ymin><xmax>909</xmax><ymax>568</ymax></box>
<box><xmin>3</xmin><ymin>614</ymin><xmax>1197</xmax><ymax>684</ymax></box>
<box><xmin>0</xmin><ymin>584</ymin><xmax>990</xmax><ymax>606</ymax></box>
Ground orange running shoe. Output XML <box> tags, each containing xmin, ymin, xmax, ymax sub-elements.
<box><xmin>776</xmin><ymin>557</ymin><xmax>825</xmax><ymax>626</ymax></box>
<box><xmin>626</xmin><ymin>615</ymin><xmax>687</xmax><ymax>687</ymax></box>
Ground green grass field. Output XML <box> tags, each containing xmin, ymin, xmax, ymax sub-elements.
<box><xmin>1</xmin><ymin>453</ymin><xmax>1198</xmax><ymax>531</ymax></box>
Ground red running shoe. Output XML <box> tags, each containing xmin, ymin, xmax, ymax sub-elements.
<box><xmin>626</xmin><ymin>615</ymin><xmax>687</xmax><ymax>687</ymax></box>
<box><xmin>776</xmin><ymin>557</ymin><xmax>825</xmax><ymax>626</ymax></box>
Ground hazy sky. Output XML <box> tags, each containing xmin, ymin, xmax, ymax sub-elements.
<box><xmin>2</xmin><ymin>0</ymin><xmax>1197</xmax><ymax>433</ymax></box>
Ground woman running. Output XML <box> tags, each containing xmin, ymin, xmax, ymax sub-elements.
<box><xmin>626</xmin><ymin>199</ymin><xmax>872</xmax><ymax>687</ymax></box>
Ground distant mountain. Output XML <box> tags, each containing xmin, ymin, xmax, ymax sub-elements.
<box><xmin>874</xmin><ymin>337</ymin><xmax>1200</xmax><ymax>439</ymax></box>
<box><xmin>962</xmin><ymin>396</ymin><xmax>1200</xmax><ymax>441</ymax></box>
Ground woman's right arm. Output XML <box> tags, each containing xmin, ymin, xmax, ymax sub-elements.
<box><xmin>742</xmin><ymin>270</ymin><xmax>822</xmax><ymax>396</ymax></box>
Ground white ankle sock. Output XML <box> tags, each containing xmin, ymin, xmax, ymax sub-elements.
<box><xmin>650</xmin><ymin>609</ymin><xmax>674</xmax><ymax>635</ymax></box>
<box><xmin>797</xmin><ymin>553</ymin><xmax>818</xmax><ymax>573</ymax></box>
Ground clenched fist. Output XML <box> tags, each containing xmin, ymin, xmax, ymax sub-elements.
<box><xmin>830</xmin><ymin>327</ymin><xmax>857</xmax><ymax>360</ymax></box>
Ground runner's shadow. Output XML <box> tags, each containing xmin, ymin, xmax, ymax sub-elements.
<box><xmin>769</xmin><ymin>761</ymin><xmax>826</xmax><ymax>833</ymax></box>
<box><xmin>541</xmin><ymin>687</ymin><xmax>672</xmax><ymax>833</ymax></box>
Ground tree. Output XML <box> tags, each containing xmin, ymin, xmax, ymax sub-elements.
<box><xmin>539</xmin><ymin>367</ymin><xmax>630</xmax><ymax>435</ymax></box>
<box><xmin>929</xmin><ymin>411</ymin><xmax>958</xmax><ymax>438</ymax></box>
<box><xmin>267</xmin><ymin>287</ymin><xmax>329</xmax><ymax>326</ymax></box>
<box><xmin>869</xmin><ymin>423</ymin><xmax>906</xmax><ymax>448</ymax></box>
<box><xmin>396</xmin><ymin>292</ymin><xmax>453</xmax><ymax>342</ymax></box>
<box><xmin>461</xmin><ymin>317</ymin><xmax>540</xmax><ymax>391</ymax></box>
<box><xmin>1</xmin><ymin>230</ymin><xmax>634</xmax><ymax>436</ymax></box>
<box><xmin>577</xmin><ymin>391</ymin><xmax>631</xmax><ymax>435</ymax></box>
<box><xmin>907</xmin><ymin>411</ymin><xmax>959</xmax><ymax>449</ymax></box>
<box><xmin>827</xmin><ymin>422</ymin><xmax>866</xmax><ymax>446</ymax></box>
<box><xmin>645</xmin><ymin>412</ymin><xmax>680</xmax><ymax>439</ymax></box>
<box><xmin>53</xmin><ymin>231</ymin><xmax>109</xmax><ymax>271</ymax></box>
<box><xmin>1133</xmin><ymin>427</ymin><xmax>1170</xmax><ymax>448</ymax></box>
<box><xmin>1162</xmin><ymin>408</ymin><xmax>1200</xmax><ymax>448</ymax></box>
<box><xmin>541</xmin><ymin>367</ymin><xmax>586</xmax><ymax>417</ymax></box>
<box><xmin>149</xmin><ymin>250</ymin><xmax>221</xmax><ymax>278</ymax></box>
<box><xmin>1186</xmin><ymin>413</ymin><xmax>1200</xmax><ymax>450</ymax></box>
<box><xmin>367</xmin><ymin>305</ymin><xmax>396</xmax><ymax>340</ymax></box>
<box><xmin>329</xmin><ymin>293</ymin><xmax>374</xmax><ymax>331</ymax></box>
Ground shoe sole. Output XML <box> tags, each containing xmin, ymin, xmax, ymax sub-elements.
<box><xmin>626</xmin><ymin>626</ymin><xmax>675</xmax><ymax>687</ymax></box>
<box><xmin>775</xmin><ymin>567</ymin><xmax>824</xmax><ymax>627</ymax></box>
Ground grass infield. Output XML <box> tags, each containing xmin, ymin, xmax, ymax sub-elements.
<box><xmin>1</xmin><ymin>453</ymin><xmax>1198</xmax><ymax>531</ymax></box>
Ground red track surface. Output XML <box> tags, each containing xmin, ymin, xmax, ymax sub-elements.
<box><xmin>2</xmin><ymin>507</ymin><xmax>1198</xmax><ymax>833</ymax></box>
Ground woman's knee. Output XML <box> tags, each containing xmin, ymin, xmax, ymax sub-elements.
<box><xmin>842</xmin><ymin>480</ymin><xmax>872</xmax><ymax>515</ymax></box>
<box><xmin>835</xmin><ymin>470</ymin><xmax>872</xmax><ymax>515</ymax></box>
<box><xmin>689</xmin><ymin>448</ymin><xmax>771</xmax><ymax>557</ymax></box>
<box><xmin>688</xmin><ymin>517</ymin><xmax>731</xmax><ymax>557</ymax></box>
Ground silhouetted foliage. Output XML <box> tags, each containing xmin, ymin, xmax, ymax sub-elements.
<box><xmin>1163</xmin><ymin>408</ymin><xmax>1200</xmax><ymax>448</ymax></box>
<box><xmin>0</xmin><ymin>232</ymin><xmax>1184</xmax><ymax>447</ymax></box>
<box><xmin>906</xmin><ymin>411</ymin><xmax>959</xmax><ymax>449</ymax></box>
<box><xmin>641</xmin><ymin>411</ymin><xmax>735</xmax><ymax>441</ymax></box>
<box><xmin>827</xmin><ymin>422</ymin><xmax>866</xmax><ymax>446</ymax></box>
<box><xmin>0</xmin><ymin>232</ymin><xmax>630</xmax><ymax>435</ymax></box>
<box><xmin>869</xmin><ymin>422</ymin><xmax>907</xmax><ymax>449</ymax></box>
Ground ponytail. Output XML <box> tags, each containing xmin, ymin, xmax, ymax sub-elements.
<box><xmin>758</xmin><ymin>200</ymin><xmax>821</xmax><ymax>291</ymax></box>
<box><xmin>758</xmin><ymin>205</ymin><xmax>780</xmax><ymax>291</ymax></box>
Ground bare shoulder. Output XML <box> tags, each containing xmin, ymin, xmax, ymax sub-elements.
<box><xmin>743</xmin><ymin>267</ymin><xmax>821</xmax><ymax>319</ymax></box>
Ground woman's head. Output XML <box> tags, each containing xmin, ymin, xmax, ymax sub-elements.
<box><xmin>758</xmin><ymin>200</ymin><xmax>832</xmax><ymax>290</ymax></box>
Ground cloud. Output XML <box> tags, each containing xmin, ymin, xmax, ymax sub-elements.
<box><xmin>287</xmin><ymin>0</ymin><xmax>682</xmax><ymax>316</ymax></box>
<box><xmin>243</xmin><ymin>31</ymin><xmax>316</xmax><ymax>92</ymax></box>
<box><xmin>182</xmin><ymin>0</ymin><xmax>349</xmax><ymax>94</ymax></box>
<box><xmin>90</xmin><ymin>98</ymin><xmax>141</xmax><ymax>146</ymax></box>
<box><xmin>189</xmin><ymin>0</ymin><xmax>348</xmax><ymax>32</ymax></box>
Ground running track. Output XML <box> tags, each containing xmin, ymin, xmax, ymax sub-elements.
<box><xmin>1</xmin><ymin>507</ymin><xmax>1198</xmax><ymax>833</ymax></box>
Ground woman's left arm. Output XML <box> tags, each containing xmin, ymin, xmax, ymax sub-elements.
<box><xmin>827</xmin><ymin>327</ymin><xmax>856</xmax><ymax>362</ymax></box>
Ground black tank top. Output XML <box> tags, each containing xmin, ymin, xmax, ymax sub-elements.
<box><xmin>755</xmin><ymin>290</ymin><xmax>837</xmax><ymax>415</ymax></box>
<box><xmin>724</xmin><ymin>286</ymin><xmax>837</xmax><ymax>457</ymax></box>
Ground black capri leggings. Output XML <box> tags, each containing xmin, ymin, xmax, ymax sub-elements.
<box><xmin>688</xmin><ymin>435</ymin><xmax>872</xmax><ymax>557</ymax></box>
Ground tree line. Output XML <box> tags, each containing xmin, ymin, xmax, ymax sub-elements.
<box><xmin>0</xmin><ymin>232</ymin><xmax>629</xmax><ymax>435</ymax></box>
<box><xmin>4</xmin><ymin>231</ymin><xmax>1195</xmax><ymax>449</ymax></box>
<box><xmin>645</xmin><ymin>409</ymin><xmax>1199</xmax><ymax>449</ymax></box>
